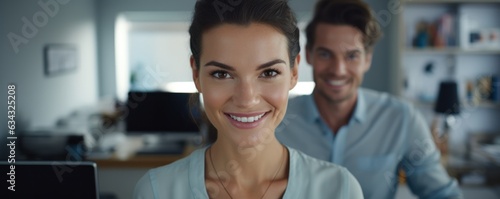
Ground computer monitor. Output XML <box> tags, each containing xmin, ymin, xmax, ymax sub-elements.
<box><xmin>125</xmin><ymin>91</ymin><xmax>202</xmax><ymax>135</ymax></box>
<box><xmin>0</xmin><ymin>161</ymin><xmax>99</xmax><ymax>199</ymax></box>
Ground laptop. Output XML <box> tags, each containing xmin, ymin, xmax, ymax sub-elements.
<box><xmin>0</xmin><ymin>161</ymin><xmax>99</xmax><ymax>199</ymax></box>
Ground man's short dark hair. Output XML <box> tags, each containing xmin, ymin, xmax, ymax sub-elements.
<box><xmin>305</xmin><ymin>0</ymin><xmax>382</xmax><ymax>52</ymax></box>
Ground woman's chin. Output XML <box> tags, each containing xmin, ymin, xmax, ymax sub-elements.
<box><xmin>233</xmin><ymin>127</ymin><xmax>276</xmax><ymax>149</ymax></box>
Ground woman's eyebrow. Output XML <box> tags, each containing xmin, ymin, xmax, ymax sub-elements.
<box><xmin>257</xmin><ymin>59</ymin><xmax>286</xmax><ymax>70</ymax></box>
<box><xmin>204</xmin><ymin>61</ymin><xmax>235</xmax><ymax>71</ymax></box>
<box><xmin>204</xmin><ymin>59</ymin><xmax>286</xmax><ymax>71</ymax></box>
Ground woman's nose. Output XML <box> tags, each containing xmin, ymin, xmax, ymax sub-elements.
<box><xmin>233</xmin><ymin>79</ymin><xmax>260</xmax><ymax>108</ymax></box>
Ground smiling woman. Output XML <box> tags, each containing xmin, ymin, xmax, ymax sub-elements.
<box><xmin>195</xmin><ymin>23</ymin><xmax>294</xmax><ymax>148</ymax></box>
<box><xmin>133</xmin><ymin>0</ymin><xmax>363</xmax><ymax>198</ymax></box>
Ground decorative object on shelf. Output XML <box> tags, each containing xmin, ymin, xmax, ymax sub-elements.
<box><xmin>478</xmin><ymin>76</ymin><xmax>492</xmax><ymax>101</ymax></box>
<box><xmin>468</xmin><ymin>28</ymin><xmax>500</xmax><ymax>49</ymax></box>
<box><xmin>414</xmin><ymin>21</ymin><xmax>430</xmax><ymax>48</ymax></box>
<box><xmin>491</xmin><ymin>76</ymin><xmax>499</xmax><ymax>102</ymax></box>
<box><xmin>44</xmin><ymin>44</ymin><xmax>78</xmax><ymax>77</ymax></box>
<box><xmin>465</xmin><ymin>75</ymin><xmax>500</xmax><ymax>106</ymax></box>
<box><xmin>459</xmin><ymin>3</ymin><xmax>500</xmax><ymax>50</ymax></box>
<box><xmin>437</xmin><ymin>13</ymin><xmax>456</xmax><ymax>47</ymax></box>
<box><xmin>416</xmin><ymin>61</ymin><xmax>437</xmax><ymax>103</ymax></box>
<box><xmin>412</xmin><ymin>13</ymin><xmax>456</xmax><ymax>48</ymax></box>
<box><xmin>466</xmin><ymin>80</ymin><xmax>474</xmax><ymax>102</ymax></box>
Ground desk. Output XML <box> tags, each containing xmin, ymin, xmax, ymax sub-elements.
<box><xmin>89</xmin><ymin>145</ymin><xmax>198</xmax><ymax>199</ymax></box>
<box><xmin>92</xmin><ymin>154</ymin><xmax>186</xmax><ymax>168</ymax></box>
<box><xmin>446</xmin><ymin>155</ymin><xmax>500</xmax><ymax>185</ymax></box>
<box><xmin>87</xmin><ymin>131</ymin><xmax>202</xmax><ymax>168</ymax></box>
<box><xmin>395</xmin><ymin>184</ymin><xmax>500</xmax><ymax>199</ymax></box>
<box><xmin>88</xmin><ymin>144</ymin><xmax>197</xmax><ymax>168</ymax></box>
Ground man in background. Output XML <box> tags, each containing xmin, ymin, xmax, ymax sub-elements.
<box><xmin>277</xmin><ymin>0</ymin><xmax>462</xmax><ymax>198</ymax></box>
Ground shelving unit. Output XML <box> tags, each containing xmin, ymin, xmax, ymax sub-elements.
<box><xmin>397</xmin><ymin>0</ymin><xmax>500</xmax><ymax>107</ymax></box>
<box><xmin>396</xmin><ymin>1</ymin><xmax>500</xmax><ymax>182</ymax></box>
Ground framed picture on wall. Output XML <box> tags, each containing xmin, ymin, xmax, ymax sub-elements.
<box><xmin>44</xmin><ymin>44</ymin><xmax>78</xmax><ymax>76</ymax></box>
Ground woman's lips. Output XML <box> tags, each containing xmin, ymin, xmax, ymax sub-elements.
<box><xmin>224</xmin><ymin>112</ymin><xmax>269</xmax><ymax>129</ymax></box>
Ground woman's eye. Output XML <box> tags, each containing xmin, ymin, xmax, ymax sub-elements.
<box><xmin>260</xmin><ymin>69</ymin><xmax>280</xmax><ymax>78</ymax></box>
<box><xmin>211</xmin><ymin>71</ymin><xmax>232</xmax><ymax>79</ymax></box>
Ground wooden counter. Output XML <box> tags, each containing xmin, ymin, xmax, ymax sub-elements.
<box><xmin>88</xmin><ymin>145</ymin><xmax>197</xmax><ymax>168</ymax></box>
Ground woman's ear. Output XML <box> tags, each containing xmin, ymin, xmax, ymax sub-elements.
<box><xmin>290</xmin><ymin>54</ymin><xmax>300</xmax><ymax>90</ymax></box>
<box><xmin>190</xmin><ymin>56</ymin><xmax>202</xmax><ymax>93</ymax></box>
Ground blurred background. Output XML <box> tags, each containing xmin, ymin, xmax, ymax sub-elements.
<box><xmin>1</xmin><ymin>0</ymin><xmax>499</xmax><ymax>199</ymax></box>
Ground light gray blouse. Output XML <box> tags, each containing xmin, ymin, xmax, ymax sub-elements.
<box><xmin>134</xmin><ymin>146</ymin><xmax>363</xmax><ymax>199</ymax></box>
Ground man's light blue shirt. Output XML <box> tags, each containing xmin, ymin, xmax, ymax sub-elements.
<box><xmin>134</xmin><ymin>146</ymin><xmax>363</xmax><ymax>199</ymax></box>
<box><xmin>276</xmin><ymin>88</ymin><xmax>462</xmax><ymax>199</ymax></box>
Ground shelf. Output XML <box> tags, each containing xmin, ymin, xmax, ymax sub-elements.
<box><xmin>404</xmin><ymin>0</ymin><xmax>500</xmax><ymax>4</ymax></box>
<box><xmin>473</xmin><ymin>101</ymin><xmax>500</xmax><ymax>109</ymax></box>
<box><xmin>410</xmin><ymin>100</ymin><xmax>500</xmax><ymax>109</ymax></box>
<box><xmin>404</xmin><ymin>47</ymin><xmax>500</xmax><ymax>55</ymax></box>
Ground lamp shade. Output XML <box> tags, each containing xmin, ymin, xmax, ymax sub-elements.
<box><xmin>434</xmin><ymin>81</ymin><xmax>460</xmax><ymax>114</ymax></box>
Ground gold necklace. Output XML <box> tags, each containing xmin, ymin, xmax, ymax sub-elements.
<box><xmin>208</xmin><ymin>145</ymin><xmax>286</xmax><ymax>199</ymax></box>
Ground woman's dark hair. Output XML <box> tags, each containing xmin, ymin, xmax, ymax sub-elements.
<box><xmin>305</xmin><ymin>0</ymin><xmax>382</xmax><ymax>52</ymax></box>
<box><xmin>189</xmin><ymin>93</ymin><xmax>217</xmax><ymax>144</ymax></box>
<box><xmin>189</xmin><ymin>0</ymin><xmax>300</xmax><ymax>68</ymax></box>
<box><xmin>188</xmin><ymin>0</ymin><xmax>300</xmax><ymax>144</ymax></box>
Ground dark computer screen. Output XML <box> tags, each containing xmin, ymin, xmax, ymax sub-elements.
<box><xmin>125</xmin><ymin>91</ymin><xmax>201</xmax><ymax>133</ymax></box>
<box><xmin>0</xmin><ymin>161</ymin><xmax>98</xmax><ymax>199</ymax></box>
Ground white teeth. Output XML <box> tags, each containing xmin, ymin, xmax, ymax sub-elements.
<box><xmin>229</xmin><ymin>113</ymin><xmax>265</xmax><ymax>123</ymax></box>
<box><xmin>328</xmin><ymin>80</ymin><xmax>347</xmax><ymax>86</ymax></box>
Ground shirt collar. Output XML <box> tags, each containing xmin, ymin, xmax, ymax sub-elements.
<box><xmin>304</xmin><ymin>94</ymin><xmax>322</xmax><ymax>123</ymax></box>
<box><xmin>353</xmin><ymin>88</ymin><xmax>366</xmax><ymax>123</ymax></box>
<box><xmin>305</xmin><ymin>89</ymin><xmax>366</xmax><ymax>124</ymax></box>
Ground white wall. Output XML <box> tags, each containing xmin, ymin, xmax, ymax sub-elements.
<box><xmin>96</xmin><ymin>0</ymin><xmax>198</xmax><ymax>99</ymax></box>
<box><xmin>362</xmin><ymin>0</ymin><xmax>396</xmax><ymax>94</ymax></box>
<box><xmin>127</xmin><ymin>22</ymin><xmax>193</xmax><ymax>92</ymax></box>
<box><xmin>0</xmin><ymin>0</ymin><xmax>98</xmax><ymax>157</ymax></box>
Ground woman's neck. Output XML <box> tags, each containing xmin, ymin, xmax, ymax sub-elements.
<box><xmin>207</xmin><ymin>137</ymin><xmax>287</xmax><ymax>185</ymax></box>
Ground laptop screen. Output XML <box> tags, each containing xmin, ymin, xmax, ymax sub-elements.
<box><xmin>0</xmin><ymin>161</ymin><xmax>99</xmax><ymax>199</ymax></box>
<box><xmin>126</xmin><ymin>91</ymin><xmax>201</xmax><ymax>133</ymax></box>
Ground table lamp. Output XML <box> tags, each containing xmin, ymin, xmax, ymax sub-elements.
<box><xmin>432</xmin><ymin>81</ymin><xmax>460</xmax><ymax>162</ymax></box>
<box><xmin>435</xmin><ymin>81</ymin><xmax>460</xmax><ymax>124</ymax></box>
